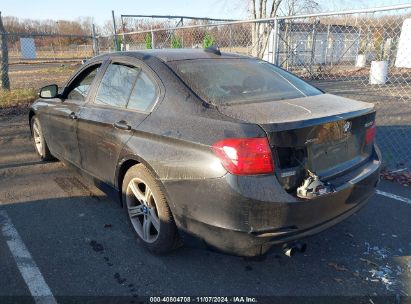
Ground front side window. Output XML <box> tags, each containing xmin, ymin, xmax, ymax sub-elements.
<box><xmin>66</xmin><ymin>64</ymin><xmax>101</xmax><ymax>101</ymax></box>
<box><xmin>168</xmin><ymin>59</ymin><xmax>322</xmax><ymax>105</ymax></box>
<box><xmin>95</xmin><ymin>63</ymin><xmax>140</xmax><ymax>108</ymax></box>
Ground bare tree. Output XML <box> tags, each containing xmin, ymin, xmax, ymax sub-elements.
<box><xmin>281</xmin><ymin>0</ymin><xmax>319</xmax><ymax>15</ymax></box>
<box><xmin>249</xmin><ymin>0</ymin><xmax>283</xmax><ymax>58</ymax></box>
<box><xmin>249</xmin><ymin>0</ymin><xmax>320</xmax><ymax>58</ymax></box>
<box><xmin>278</xmin><ymin>0</ymin><xmax>320</xmax><ymax>68</ymax></box>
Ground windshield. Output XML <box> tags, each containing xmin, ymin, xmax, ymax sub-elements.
<box><xmin>168</xmin><ymin>59</ymin><xmax>322</xmax><ymax>105</ymax></box>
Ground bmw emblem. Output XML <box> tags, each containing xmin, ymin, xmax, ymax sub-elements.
<box><xmin>143</xmin><ymin>206</ymin><xmax>148</xmax><ymax>214</ymax></box>
<box><xmin>343</xmin><ymin>121</ymin><xmax>351</xmax><ymax>133</ymax></box>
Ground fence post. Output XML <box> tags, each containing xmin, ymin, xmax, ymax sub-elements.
<box><xmin>121</xmin><ymin>16</ymin><xmax>126</xmax><ymax>51</ymax></box>
<box><xmin>0</xmin><ymin>11</ymin><xmax>10</xmax><ymax>90</ymax></box>
<box><xmin>324</xmin><ymin>24</ymin><xmax>330</xmax><ymax>65</ymax></box>
<box><xmin>181</xmin><ymin>18</ymin><xmax>184</xmax><ymax>48</ymax></box>
<box><xmin>273</xmin><ymin>18</ymin><xmax>279</xmax><ymax>65</ymax></box>
<box><xmin>151</xmin><ymin>26</ymin><xmax>155</xmax><ymax>49</ymax></box>
<box><xmin>112</xmin><ymin>10</ymin><xmax>119</xmax><ymax>51</ymax></box>
<box><xmin>92</xmin><ymin>23</ymin><xmax>99</xmax><ymax>56</ymax></box>
<box><xmin>310</xmin><ymin>20</ymin><xmax>318</xmax><ymax>74</ymax></box>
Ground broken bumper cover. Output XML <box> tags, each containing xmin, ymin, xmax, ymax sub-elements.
<box><xmin>164</xmin><ymin>145</ymin><xmax>381</xmax><ymax>257</ymax></box>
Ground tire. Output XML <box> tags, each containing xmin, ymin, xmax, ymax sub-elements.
<box><xmin>122</xmin><ymin>164</ymin><xmax>178</xmax><ymax>254</ymax></box>
<box><xmin>30</xmin><ymin>116</ymin><xmax>53</xmax><ymax>161</ymax></box>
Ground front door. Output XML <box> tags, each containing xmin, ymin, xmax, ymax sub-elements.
<box><xmin>46</xmin><ymin>62</ymin><xmax>104</xmax><ymax>166</ymax></box>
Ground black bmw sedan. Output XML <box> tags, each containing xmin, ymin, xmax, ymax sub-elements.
<box><xmin>29</xmin><ymin>48</ymin><xmax>381</xmax><ymax>257</ymax></box>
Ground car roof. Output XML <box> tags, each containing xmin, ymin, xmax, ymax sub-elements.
<box><xmin>91</xmin><ymin>48</ymin><xmax>251</xmax><ymax>63</ymax></box>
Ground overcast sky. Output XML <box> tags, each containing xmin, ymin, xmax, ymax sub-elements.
<box><xmin>2</xmin><ymin>0</ymin><xmax>411</xmax><ymax>27</ymax></box>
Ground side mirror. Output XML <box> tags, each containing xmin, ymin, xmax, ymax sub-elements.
<box><xmin>39</xmin><ymin>84</ymin><xmax>58</xmax><ymax>99</ymax></box>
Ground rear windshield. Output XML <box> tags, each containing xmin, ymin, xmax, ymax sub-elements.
<box><xmin>168</xmin><ymin>59</ymin><xmax>322</xmax><ymax>105</ymax></box>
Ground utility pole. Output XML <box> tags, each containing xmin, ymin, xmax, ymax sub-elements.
<box><xmin>121</xmin><ymin>16</ymin><xmax>126</xmax><ymax>51</ymax></box>
<box><xmin>92</xmin><ymin>23</ymin><xmax>99</xmax><ymax>56</ymax></box>
<box><xmin>0</xmin><ymin>11</ymin><xmax>10</xmax><ymax>90</ymax></box>
<box><xmin>112</xmin><ymin>10</ymin><xmax>119</xmax><ymax>51</ymax></box>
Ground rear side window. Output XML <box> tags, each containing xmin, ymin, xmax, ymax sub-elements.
<box><xmin>94</xmin><ymin>62</ymin><xmax>158</xmax><ymax>111</ymax></box>
<box><xmin>127</xmin><ymin>71</ymin><xmax>157</xmax><ymax>112</ymax></box>
<box><xmin>168</xmin><ymin>59</ymin><xmax>322</xmax><ymax>105</ymax></box>
<box><xmin>95</xmin><ymin>63</ymin><xmax>139</xmax><ymax>108</ymax></box>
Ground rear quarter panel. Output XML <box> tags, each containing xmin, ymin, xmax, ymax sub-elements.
<box><xmin>118</xmin><ymin>56</ymin><xmax>267</xmax><ymax>182</ymax></box>
<box><xmin>120</xmin><ymin>98</ymin><xmax>265</xmax><ymax>181</ymax></box>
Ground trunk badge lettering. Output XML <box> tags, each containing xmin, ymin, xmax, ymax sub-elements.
<box><xmin>281</xmin><ymin>171</ymin><xmax>296</xmax><ymax>178</ymax></box>
<box><xmin>305</xmin><ymin>138</ymin><xmax>319</xmax><ymax>145</ymax></box>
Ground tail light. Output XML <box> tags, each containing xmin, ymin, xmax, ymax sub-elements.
<box><xmin>212</xmin><ymin>138</ymin><xmax>274</xmax><ymax>175</ymax></box>
<box><xmin>365</xmin><ymin>123</ymin><xmax>377</xmax><ymax>144</ymax></box>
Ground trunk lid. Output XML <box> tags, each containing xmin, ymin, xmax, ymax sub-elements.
<box><xmin>217</xmin><ymin>94</ymin><xmax>373</xmax><ymax>126</ymax></box>
<box><xmin>217</xmin><ymin>94</ymin><xmax>376</xmax><ymax>193</ymax></box>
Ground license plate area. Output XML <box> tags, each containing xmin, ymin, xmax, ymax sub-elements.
<box><xmin>307</xmin><ymin>135</ymin><xmax>361</xmax><ymax>175</ymax></box>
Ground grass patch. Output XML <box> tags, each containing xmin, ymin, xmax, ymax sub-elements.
<box><xmin>0</xmin><ymin>63</ymin><xmax>80</xmax><ymax>109</ymax></box>
<box><xmin>0</xmin><ymin>88</ymin><xmax>38</xmax><ymax>108</ymax></box>
<box><xmin>9</xmin><ymin>64</ymin><xmax>78</xmax><ymax>90</ymax></box>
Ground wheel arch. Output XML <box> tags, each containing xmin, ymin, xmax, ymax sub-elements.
<box><xmin>115</xmin><ymin>154</ymin><xmax>167</xmax><ymax>208</ymax></box>
<box><xmin>28</xmin><ymin>109</ymin><xmax>36</xmax><ymax>134</ymax></box>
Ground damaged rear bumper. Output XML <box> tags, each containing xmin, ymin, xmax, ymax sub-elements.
<box><xmin>163</xmin><ymin>145</ymin><xmax>381</xmax><ymax>257</ymax></box>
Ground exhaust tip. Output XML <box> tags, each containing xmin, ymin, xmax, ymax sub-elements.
<box><xmin>283</xmin><ymin>242</ymin><xmax>307</xmax><ymax>257</ymax></box>
<box><xmin>283</xmin><ymin>247</ymin><xmax>297</xmax><ymax>257</ymax></box>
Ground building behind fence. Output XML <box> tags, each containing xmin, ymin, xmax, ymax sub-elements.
<box><xmin>1</xmin><ymin>4</ymin><xmax>411</xmax><ymax>169</ymax></box>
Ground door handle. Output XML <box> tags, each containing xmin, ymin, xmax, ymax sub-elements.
<box><xmin>69</xmin><ymin>112</ymin><xmax>78</xmax><ymax>120</ymax></box>
<box><xmin>113</xmin><ymin>120</ymin><xmax>131</xmax><ymax>131</ymax></box>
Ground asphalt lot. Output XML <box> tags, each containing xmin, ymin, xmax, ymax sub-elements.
<box><xmin>0</xmin><ymin>113</ymin><xmax>410</xmax><ymax>303</ymax></box>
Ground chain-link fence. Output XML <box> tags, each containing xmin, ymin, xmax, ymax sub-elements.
<box><xmin>97</xmin><ymin>4</ymin><xmax>411</xmax><ymax>169</ymax></box>
<box><xmin>0</xmin><ymin>29</ymin><xmax>97</xmax><ymax>108</ymax></box>
<box><xmin>1</xmin><ymin>5</ymin><xmax>410</xmax><ymax>169</ymax></box>
<box><xmin>0</xmin><ymin>32</ymin><xmax>96</xmax><ymax>103</ymax></box>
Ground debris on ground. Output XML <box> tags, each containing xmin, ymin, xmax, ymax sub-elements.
<box><xmin>328</xmin><ymin>262</ymin><xmax>348</xmax><ymax>272</ymax></box>
<box><xmin>113</xmin><ymin>272</ymin><xmax>127</xmax><ymax>285</ymax></box>
<box><xmin>361</xmin><ymin>243</ymin><xmax>406</xmax><ymax>293</ymax></box>
<box><xmin>360</xmin><ymin>258</ymin><xmax>378</xmax><ymax>267</ymax></box>
<box><xmin>363</xmin><ymin>244</ymin><xmax>389</xmax><ymax>260</ymax></box>
<box><xmin>89</xmin><ymin>240</ymin><xmax>104</xmax><ymax>252</ymax></box>
<box><xmin>368</xmin><ymin>265</ymin><xmax>397</xmax><ymax>289</ymax></box>
<box><xmin>380</xmin><ymin>169</ymin><xmax>411</xmax><ymax>186</ymax></box>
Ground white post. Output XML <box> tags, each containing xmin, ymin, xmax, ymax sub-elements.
<box><xmin>273</xmin><ymin>18</ymin><xmax>279</xmax><ymax>65</ymax></box>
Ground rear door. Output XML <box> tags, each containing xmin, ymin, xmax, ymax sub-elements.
<box><xmin>46</xmin><ymin>61</ymin><xmax>104</xmax><ymax>165</ymax></box>
<box><xmin>77</xmin><ymin>57</ymin><xmax>160</xmax><ymax>186</ymax></box>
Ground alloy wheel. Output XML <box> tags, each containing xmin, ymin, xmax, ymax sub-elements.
<box><xmin>32</xmin><ymin>120</ymin><xmax>43</xmax><ymax>156</ymax></box>
<box><xmin>126</xmin><ymin>177</ymin><xmax>160</xmax><ymax>243</ymax></box>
